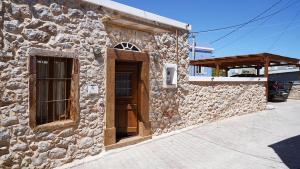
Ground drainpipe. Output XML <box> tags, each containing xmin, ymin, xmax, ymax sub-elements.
<box><xmin>176</xmin><ymin>29</ymin><xmax>179</xmax><ymax>65</ymax></box>
<box><xmin>191</xmin><ymin>33</ymin><xmax>196</xmax><ymax>75</ymax></box>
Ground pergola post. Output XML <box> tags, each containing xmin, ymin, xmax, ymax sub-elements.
<box><xmin>225</xmin><ymin>68</ymin><xmax>229</xmax><ymax>77</ymax></box>
<box><xmin>216</xmin><ymin>64</ymin><xmax>220</xmax><ymax>77</ymax></box>
<box><xmin>264</xmin><ymin>57</ymin><xmax>270</xmax><ymax>100</ymax></box>
<box><xmin>256</xmin><ymin>67</ymin><xmax>260</xmax><ymax>77</ymax></box>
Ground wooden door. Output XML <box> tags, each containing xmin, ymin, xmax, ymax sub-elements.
<box><xmin>115</xmin><ymin>62</ymin><xmax>139</xmax><ymax>139</ymax></box>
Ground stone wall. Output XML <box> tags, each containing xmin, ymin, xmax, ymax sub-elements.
<box><xmin>151</xmin><ymin>82</ymin><xmax>267</xmax><ymax>135</ymax></box>
<box><xmin>0</xmin><ymin>1</ymin><xmax>108</xmax><ymax>168</ymax></box>
<box><xmin>0</xmin><ymin>0</ymin><xmax>266</xmax><ymax>168</ymax></box>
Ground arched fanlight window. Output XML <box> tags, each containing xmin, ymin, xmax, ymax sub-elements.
<box><xmin>114</xmin><ymin>42</ymin><xmax>140</xmax><ymax>52</ymax></box>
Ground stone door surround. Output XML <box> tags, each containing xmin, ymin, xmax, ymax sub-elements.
<box><xmin>104</xmin><ymin>48</ymin><xmax>151</xmax><ymax>148</ymax></box>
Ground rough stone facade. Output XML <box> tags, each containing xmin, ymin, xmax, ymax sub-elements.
<box><xmin>0</xmin><ymin>0</ymin><xmax>267</xmax><ymax>168</ymax></box>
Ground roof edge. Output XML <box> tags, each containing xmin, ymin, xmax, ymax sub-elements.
<box><xmin>83</xmin><ymin>0</ymin><xmax>192</xmax><ymax>31</ymax></box>
<box><xmin>213</xmin><ymin>53</ymin><xmax>299</xmax><ymax>61</ymax></box>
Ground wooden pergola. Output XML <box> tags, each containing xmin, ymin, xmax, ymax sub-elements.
<box><xmin>190</xmin><ymin>53</ymin><xmax>300</xmax><ymax>77</ymax></box>
<box><xmin>190</xmin><ymin>53</ymin><xmax>300</xmax><ymax>98</ymax></box>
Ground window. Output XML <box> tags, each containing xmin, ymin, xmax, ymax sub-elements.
<box><xmin>114</xmin><ymin>42</ymin><xmax>140</xmax><ymax>52</ymax></box>
<box><xmin>195</xmin><ymin>66</ymin><xmax>202</xmax><ymax>74</ymax></box>
<box><xmin>29</xmin><ymin>50</ymin><xmax>79</xmax><ymax>129</ymax></box>
<box><xmin>36</xmin><ymin>57</ymin><xmax>73</xmax><ymax>125</ymax></box>
<box><xmin>115</xmin><ymin>72</ymin><xmax>132</xmax><ymax>97</ymax></box>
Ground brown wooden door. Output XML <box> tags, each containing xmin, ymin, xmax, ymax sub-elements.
<box><xmin>115</xmin><ymin>62</ymin><xmax>139</xmax><ymax>139</ymax></box>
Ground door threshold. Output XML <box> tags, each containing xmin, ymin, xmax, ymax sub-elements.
<box><xmin>105</xmin><ymin>135</ymin><xmax>152</xmax><ymax>151</ymax></box>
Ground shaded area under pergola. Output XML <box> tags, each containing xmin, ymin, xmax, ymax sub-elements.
<box><xmin>190</xmin><ymin>53</ymin><xmax>300</xmax><ymax>98</ymax></box>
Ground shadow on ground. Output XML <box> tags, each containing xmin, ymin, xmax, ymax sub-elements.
<box><xmin>269</xmin><ymin>135</ymin><xmax>300</xmax><ymax>169</ymax></box>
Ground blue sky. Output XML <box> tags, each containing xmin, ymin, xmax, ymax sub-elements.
<box><xmin>114</xmin><ymin>0</ymin><xmax>300</xmax><ymax>59</ymax></box>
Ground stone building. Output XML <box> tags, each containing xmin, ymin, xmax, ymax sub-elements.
<box><xmin>0</xmin><ymin>0</ymin><xmax>266</xmax><ymax>168</ymax></box>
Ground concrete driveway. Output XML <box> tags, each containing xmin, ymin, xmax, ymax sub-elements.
<box><xmin>59</xmin><ymin>100</ymin><xmax>300</xmax><ymax>169</ymax></box>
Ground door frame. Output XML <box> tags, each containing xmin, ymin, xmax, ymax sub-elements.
<box><xmin>104</xmin><ymin>48</ymin><xmax>151</xmax><ymax>146</ymax></box>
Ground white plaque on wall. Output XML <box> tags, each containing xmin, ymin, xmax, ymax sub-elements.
<box><xmin>87</xmin><ymin>85</ymin><xmax>99</xmax><ymax>94</ymax></box>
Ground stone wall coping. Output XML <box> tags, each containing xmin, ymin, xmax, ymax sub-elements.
<box><xmin>189</xmin><ymin>76</ymin><xmax>267</xmax><ymax>82</ymax></box>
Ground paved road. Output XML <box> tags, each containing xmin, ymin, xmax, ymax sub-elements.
<box><xmin>60</xmin><ymin>100</ymin><xmax>300</xmax><ymax>169</ymax></box>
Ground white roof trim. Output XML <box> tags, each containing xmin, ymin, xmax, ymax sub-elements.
<box><xmin>189</xmin><ymin>46</ymin><xmax>214</xmax><ymax>53</ymax></box>
<box><xmin>84</xmin><ymin>0</ymin><xmax>191</xmax><ymax>31</ymax></box>
<box><xmin>268</xmin><ymin>68</ymin><xmax>300</xmax><ymax>74</ymax></box>
<box><xmin>189</xmin><ymin>76</ymin><xmax>267</xmax><ymax>82</ymax></box>
<box><xmin>189</xmin><ymin>46</ymin><xmax>214</xmax><ymax>51</ymax></box>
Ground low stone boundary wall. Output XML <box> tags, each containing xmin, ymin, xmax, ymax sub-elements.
<box><xmin>151</xmin><ymin>81</ymin><xmax>267</xmax><ymax>135</ymax></box>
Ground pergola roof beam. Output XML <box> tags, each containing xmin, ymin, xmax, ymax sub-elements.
<box><xmin>190</xmin><ymin>53</ymin><xmax>299</xmax><ymax>68</ymax></box>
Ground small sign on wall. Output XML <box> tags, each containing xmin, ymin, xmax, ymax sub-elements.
<box><xmin>87</xmin><ymin>85</ymin><xmax>99</xmax><ymax>94</ymax></box>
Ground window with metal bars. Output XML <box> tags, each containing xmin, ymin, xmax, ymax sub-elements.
<box><xmin>29</xmin><ymin>51</ymin><xmax>79</xmax><ymax>129</ymax></box>
<box><xmin>36</xmin><ymin>57</ymin><xmax>73</xmax><ymax>125</ymax></box>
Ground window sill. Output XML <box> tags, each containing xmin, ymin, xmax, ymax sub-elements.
<box><xmin>163</xmin><ymin>84</ymin><xmax>177</xmax><ymax>88</ymax></box>
<box><xmin>33</xmin><ymin>120</ymin><xmax>76</xmax><ymax>132</ymax></box>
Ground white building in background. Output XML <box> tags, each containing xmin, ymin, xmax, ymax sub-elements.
<box><xmin>229</xmin><ymin>65</ymin><xmax>300</xmax><ymax>82</ymax></box>
<box><xmin>189</xmin><ymin>45</ymin><xmax>214</xmax><ymax>76</ymax></box>
<box><xmin>267</xmin><ymin>66</ymin><xmax>300</xmax><ymax>82</ymax></box>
